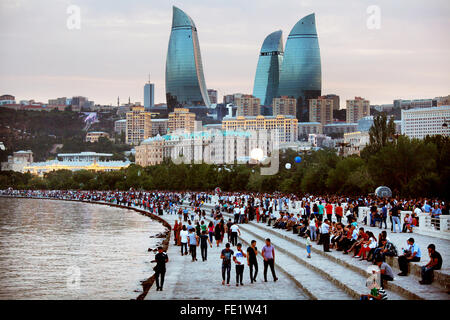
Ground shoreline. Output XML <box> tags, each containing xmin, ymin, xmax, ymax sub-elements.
<box><xmin>0</xmin><ymin>195</ymin><xmax>172</xmax><ymax>300</ymax></box>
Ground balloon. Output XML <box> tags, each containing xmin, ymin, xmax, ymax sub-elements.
<box><xmin>285</xmin><ymin>163</ymin><xmax>291</xmax><ymax>170</ymax></box>
<box><xmin>295</xmin><ymin>156</ymin><xmax>302</xmax><ymax>163</ymax></box>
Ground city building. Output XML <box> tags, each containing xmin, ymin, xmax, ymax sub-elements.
<box><xmin>309</xmin><ymin>96</ymin><xmax>333</xmax><ymax>125</ymax></box>
<box><xmin>401</xmin><ymin>106</ymin><xmax>450</xmax><ymax>139</ymax></box>
<box><xmin>114</xmin><ymin>119</ymin><xmax>127</xmax><ymax>134</ymax></box>
<box><xmin>323</xmin><ymin>122</ymin><xmax>358</xmax><ymax>135</ymax></box>
<box><xmin>272</xmin><ymin>96</ymin><xmax>296</xmax><ymax>116</ymax></box>
<box><xmin>277</xmin><ymin>13</ymin><xmax>321</xmax><ymax>121</ymax></box>
<box><xmin>323</xmin><ymin>94</ymin><xmax>340</xmax><ymax>110</ymax></box>
<box><xmin>308</xmin><ymin>133</ymin><xmax>332</xmax><ymax>148</ymax></box>
<box><xmin>343</xmin><ymin>131</ymin><xmax>370</xmax><ymax>156</ymax></box>
<box><xmin>357</xmin><ymin>116</ymin><xmax>374</xmax><ymax>132</ymax></box>
<box><xmin>144</xmin><ymin>81</ymin><xmax>155</xmax><ymax>110</ymax></box>
<box><xmin>223</xmin><ymin>94</ymin><xmax>243</xmax><ymax>105</ymax></box>
<box><xmin>207</xmin><ymin>89</ymin><xmax>218</xmax><ymax>104</ymax></box>
<box><xmin>48</xmin><ymin>97</ymin><xmax>70</xmax><ymax>106</ymax></box>
<box><xmin>298</xmin><ymin>122</ymin><xmax>322</xmax><ymax>138</ymax></box>
<box><xmin>436</xmin><ymin>95</ymin><xmax>450</xmax><ymax>107</ymax></box>
<box><xmin>151</xmin><ymin>118</ymin><xmax>169</xmax><ymax>136</ymax></box>
<box><xmin>346</xmin><ymin>97</ymin><xmax>370</xmax><ymax>123</ymax></box>
<box><xmin>234</xmin><ymin>94</ymin><xmax>261</xmax><ymax>117</ymax></box>
<box><xmin>393</xmin><ymin>98</ymin><xmax>434</xmax><ymax>110</ymax></box>
<box><xmin>371</xmin><ymin>104</ymin><xmax>394</xmax><ymax>113</ymax></box>
<box><xmin>0</xmin><ymin>94</ymin><xmax>16</xmax><ymax>105</ymax></box>
<box><xmin>222</xmin><ymin>115</ymin><xmax>298</xmax><ymax>143</ymax></box>
<box><xmin>253</xmin><ymin>30</ymin><xmax>284</xmax><ymax>106</ymax></box>
<box><xmin>135</xmin><ymin>129</ymin><xmax>276</xmax><ymax>166</ymax></box>
<box><xmin>126</xmin><ymin>106</ymin><xmax>152</xmax><ymax>145</ymax></box>
<box><xmin>168</xmin><ymin>108</ymin><xmax>196</xmax><ymax>133</ymax></box>
<box><xmin>165</xmin><ymin>6</ymin><xmax>210</xmax><ymax>111</ymax></box>
<box><xmin>23</xmin><ymin>152</ymin><xmax>130</xmax><ymax>176</ymax></box>
<box><xmin>1</xmin><ymin>150</ymin><xmax>33</xmax><ymax>172</ymax></box>
<box><xmin>85</xmin><ymin>131</ymin><xmax>110</xmax><ymax>143</ymax></box>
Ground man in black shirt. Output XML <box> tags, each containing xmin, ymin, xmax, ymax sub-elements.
<box><xmin>247</xmin><ymin>240</ymin><xmax>258</xmax><ymax>283</ymax></box>
<box><xmin>221</xmin><ymin>243</ymin><xmax>234</xmax><ymax>286</ymax></box>
<box><xmin>152</xmin><ymin>246</ymin><xmax>169</xmax><ymax>291</ymax></box>
<box><xmin>420</xmin><ymin>244</ymin><xmax>443</xmax><ymax>285</ymax></box>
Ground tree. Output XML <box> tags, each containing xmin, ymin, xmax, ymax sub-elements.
<box><xmin>368</xmin><ymin>112</ymin><xmax>396</xmax><ymax>151</ymax></box>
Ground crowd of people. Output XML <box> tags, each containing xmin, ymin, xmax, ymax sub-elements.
<box><xmin>1</xmin><ymin>188</ymin><xmax>446</xmax><ymax>296</ymax></box>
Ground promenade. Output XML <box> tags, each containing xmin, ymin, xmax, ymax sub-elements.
<box><xmin>2</xmin><ymin>192</ymin><xmax>448</xmax><ymax>300</ymax></box>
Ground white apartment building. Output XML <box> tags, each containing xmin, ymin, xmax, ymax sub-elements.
<box><xmin>401</xmin><ymin>106</ymin><xmax>450</xmax><ymax>139</ymax></box>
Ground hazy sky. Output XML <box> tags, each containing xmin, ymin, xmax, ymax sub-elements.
<box><xmin>0</xmin><ymin>0</ymin><xmax>449</xmax><ymax>106</ymax></box>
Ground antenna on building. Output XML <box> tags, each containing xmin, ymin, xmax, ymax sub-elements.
<box><xmin>148</xmin><ymin>73</ymin><xmax>151</xmax><ymax>84</ymax></box>
<box><xmin>117</xmin><ymin>96</ymin><xmax>120</xmax><ymax>107</ymax></box>
<box><xmin>128</xmin><ymin>96</ymin><xmax>131</xmax><ymax>105</ymax></box>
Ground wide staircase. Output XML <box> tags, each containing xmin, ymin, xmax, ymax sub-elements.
<box><xmin>185</xmin><ymin>202</ymin><xmax>449</xmax><ymax>300</ymax></box>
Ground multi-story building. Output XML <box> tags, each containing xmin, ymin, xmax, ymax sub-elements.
<box><xmin>151</xmin><ymin>118</ymin><xmax>169</xmax><ymax>136</ymax></box>
<box><xmin>298</xmin><ymin>122</ymin><xmax>322</xmax><ymax>138</ymax></box>
<box><xmin>401</xmin><ymin>106</ymin><xmax>450</xmax><ymax>139</ymax></box>
<box><xmin>235</xmin><ymin>94</ymin><xmax>261</xmax><ymax>117</ymax></box>
<box><xmin>323</xmin><ymin>122</ymin><xmax>357</xmax><ymax>135</ymax></box>
<box><xmin>253</xmin><ymin>30</ymin><xmax>283</xmax><ymax>106</ymax></box>
<box><xmin>323</xmin><ymin>94</ymin><xmax>340</xmax><ymax>110</ymax></box>
<box><xmin>85</xmin><ymin>131</ymin><xmax>110</xmax><ymax>143</ymax></box>
<box><xmin>126</xmin><ymin>106</ymin><xmax>152</xmax><ymax>145</ymax></box>
<box><xmin>144</xmin><ymin>82</ymin><xmax>155</xmax><ymax>110</ymax></box>
<box><xmin>272</xmin><ymin>96</ymin><xmax>296</xmax><ymax>116</ymax></box>
<box><xmin>207</xmin><ymin>89</ymin><xmax>218</xmax><ymax>104</ymax></box>
<box><xmin>168</xmin><ymin>108</ymin><xmax>196</xmax><ymax>133</ymax></box>
<box><xmin>135</xmin><ymin>130</ymin><xmax>276</xmax><ymax>166</ymax></box>
<box><xmin>346</xmin><ymin>97</ymin><xmax>370</xmax><ymax>123</ymax></box>
<box><xmin>436</xmin><ymin>95</ymin><xmax>450</xmax><ymax>107</ymax></box>
<box><xmin>0</xmin><ymin>94</ymin><xmax>16</xmax><ymax>106</ymax></box>
<box><xmin>222</xmin><ymin>115</ymin><xmax>298</xmax><ymax>143</ymax></box>
<box><xmin>165</xmin><ymin>6</ymin><xmax>210</xmax><ymax>111</ymax></box>
<box><xmin>343</xmin><ymin>131</ymin><xmax>370</xmax><ymax>156</ymax></box>
<box><xmin>309</xmin><ymin>97</ymin><xmax>333</xmax><ymax>125</ymax></box>
<box><xmin>1</xmin><ymin>150</ymin><xmax>33</xmax><ymax>172</ymax></box>
<box><xmin>114</xmin><ymin>119</ymin><xmax>127</xmax><ymax>134</ymax></box>
<box><xmin>277</xmin><ymin>14</ymin><xmax>321</xmax><ymax>121</ymax></box>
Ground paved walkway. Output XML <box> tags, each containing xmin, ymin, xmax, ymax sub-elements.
<box><xmin>145</xmin><ymin>214</ymin><xmax>307</xmax><ymax>300</ymax></box>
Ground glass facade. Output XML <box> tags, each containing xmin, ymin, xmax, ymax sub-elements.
<box><xmin>252</xmin><ymin>30</ymin><xmax>283</xmax><ymax>106</ymax></box>
<box><xmin>165</xmin><ymin>6</ymin><xmax>210</xmax><ymax>112</ymax></box>
<box><xmin>277</xmin><ymin>13</ymin><xmax>321</xmax><ymax>121</ymax></box>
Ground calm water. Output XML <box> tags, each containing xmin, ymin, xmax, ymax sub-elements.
<box><xmin>0</xmin><ymin>198</ymin><xmax>166</xmax><ymax>300</ymax></box>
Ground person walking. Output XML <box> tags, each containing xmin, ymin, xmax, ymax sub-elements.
<box><xmin>151</xmin><ymin>246</ymin><xmax>169</xmax><ymax>291</ymax></box>
<box><xmin>233</xmin><ymin>243</ymin><xmax>247</xmax><ymax>286</ymax></box>
<box><xmin>391</xmin><ymin>203</ymin><xmax>402</xmax><ymax>233</ymax></box>
<box><xmin>187</xmin><ymin>228</ymin><xmax>199</xmax><ymax>262</ymax></box>
<box><xmin>262</xmin><ymin>238</ymin><xmax>278</xmax><ymax>282</ymax></box>
<box><xmin>230</xmin><ymin>223</ymin><xmax>241</xmax><ymax>246</ymax></box>
<box><xmin>221</xmin><ymin>243</ymin><xmax>234</xmax><ymax>286</ymax></box>
<box><xmin>306</xmin><ymin>231</ymin><xmax>312</xmax><ymax>258</ymax></box>
<box><xmin>247</xmin><ymin>240</ymin><xmax>259</xmax><ymax>283</ymax></box>
<box><xmin>309</xmin><ymin>217</ymin><xmax>316</xmax><ymax>241</ymax></box>
<box><xmin>179</xmin><ymin>225</ymin><xmax>188</xmax><ymax>256</ymax></box>
<box><xmin>199</xmin><ymin>230</ymin><xmax>213</xmax><ymax>261</ymax></box>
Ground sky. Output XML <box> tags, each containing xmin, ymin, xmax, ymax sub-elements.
<box><xmin>0</xmin><ymin>0</ymin><xmax>449</xmax><ymax>106</ymax></box>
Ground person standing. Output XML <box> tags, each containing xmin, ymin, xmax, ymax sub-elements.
<box><xmin>230</xmin><ymin>223</ymin><xmax>241</xmax><ymax>246</ymax></box>
<box><xmin>199</xmin><ymin>230</ymin><xmax>213</xmax><ymax>261</ymax></box>
<box><xmin>233</xmin><ymin>243</ymin><xmax>247</xmax><ymax>286</ymax></box>
<box><xmin>221</xmin><ymin>243</ymin><xmax>234</xmax><ymax>286</ymax></box>
<box><xmin>151</xmin><ymin>246</ymin><xmax>169</xmax><ymax>291</ymax></box>
<box><xmin>247</xmin><ymin>240</ymin><xmax>259</xmax><ymax>283</ymax></box>
<box><xmin>187</xmin><ymin>228</ymin><xmax>199</xmax><ymax>262</ymax></box>
<box><xmin>391</xmin><ymin>203</ymin><xmax>402</xmax><ymax>233</ymax></box>
<box><xmin>179</xmin><ymin>225</ymin><xmax>188</xmax><ymax>256</ymax></box>
<box><xmin>262</xmin><ymin>238</ymin><xmax>278</xmax><ymax>282</ymax></box>
<box><xmin>306</xmin><ymin>231</ymin><xmax>312</xmax><ymax>258</ymax></box>
<box><xmin>419</xmin><ymin>244</ymin><xmax>442</xmax><ymax>285</ymax></box>
<box><xmin>398</xmin><ymin>238</ymin><xmax>421</xmax><ymax>276</ymax></box>
<box><xmin>321</xmin><ymin>219</ymin><xmax>331</xmax><ymax>252</ymax></box>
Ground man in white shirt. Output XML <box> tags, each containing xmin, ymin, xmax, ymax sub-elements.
<box><xmin>230</xmin><ymin>223</ymin><xmax>241</xmax><ymax>246</ymax></box>
<box><xmin>179</xmin><ymin>226</ymin><xmax>189</xmax><ymax>256</ymax></box>
<box><xmin>239</xmin><ymin>206</ymin><xmax>246</xmax><ymax>224</ymax></box>
<box><xmin>233</xmin><ymin>243</ymin><xmax>247</xmax><ymax>286</ymax></box>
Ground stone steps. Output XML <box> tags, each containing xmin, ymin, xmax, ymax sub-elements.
<box><xmin>201</xmin><ymin>215</ymin><xmax>353</xmax><ymax>300</ymax></box>
<box><xmin>217</xmin><ymin>215</ymin><xmax>404</xmax><ymax>300</ymax></box>
<box><xmin>214</xmin><ymin>209</ymin><xmax>449</xmax><ymax>300</ymax></box>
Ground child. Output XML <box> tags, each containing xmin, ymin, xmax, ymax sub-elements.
<box><xmin>306</xmin><ymin>231</ymin><xmax>312</xmax><ymax>258</ymax></box>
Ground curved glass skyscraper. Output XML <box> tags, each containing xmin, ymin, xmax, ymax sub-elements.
<box><xmin>278</xmin><ymin>13</ymin><xmax>321</xmax><ymax>121</ymax></box>
<box><xmin>165</xmin><ymin>6</ymin><xmax>210</xmax><ymax>112</ymax></box>
<box><xmin>252</xmin><ymin>30</ymin><xmax>284</xmax><ymax>106</ymax></box>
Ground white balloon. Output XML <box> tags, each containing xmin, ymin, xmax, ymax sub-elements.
<box><xmin>285</xmin><ymin>163</ymin><xmax>291</xmax><ymax>170</ymax></box>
